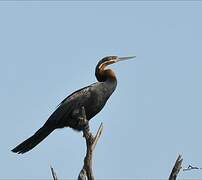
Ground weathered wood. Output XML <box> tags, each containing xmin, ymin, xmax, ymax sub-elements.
<box><xmin>168</xmin><ymin>155</ymin><xmax>183</xmax><ymax>180</ymax></box>
<box><xmin>78</xmin><ymin>107</ymin><xmax>103</xmax><ymax>180</ymax></box>
<box><xmin>50</xmin><ymin>166</ymin><xmax>58</xmax><ymax>180</ymax></box>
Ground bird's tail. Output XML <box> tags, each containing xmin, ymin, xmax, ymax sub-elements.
<box><xmin>11</xmin><ymin>126</ymin><xmax>54</xmax><ymax>154</ymax></box>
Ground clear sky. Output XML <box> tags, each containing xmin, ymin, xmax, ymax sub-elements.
<box><xmin>1</xmin><ymin>1</ymin><xmax>202</xmax><ymax>179</ymax></box>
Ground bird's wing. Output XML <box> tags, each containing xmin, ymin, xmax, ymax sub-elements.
<box><xmin>56</xmin><ymin>88</ymin><xmax>85</xmax><ymax>108</ymax></box>
<box><xmin>47</xmin><ymin>83</ymin><xmax>98</xmax><ymax>127</ymax></box>
<box><xmin>56</xmin><ymin>82</ymin><xmax>97</xmax><ymax>108</ymax></box>
<box><xmin>43</xmin><ymin>101</ymin><xmax>74</xmax><ymax>127</ymax></box>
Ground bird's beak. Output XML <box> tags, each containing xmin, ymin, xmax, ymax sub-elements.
<box><xmin>117</xmin><ymin>56</ymin><xmax>136</xmax><ymax>62</ymax></box>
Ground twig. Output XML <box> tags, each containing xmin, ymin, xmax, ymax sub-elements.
<box><xmin>78</xmin><ymin>107</ymin><xmax>104</xmax><ymax>180</ymax></box>
<box><xmin>92</xmin><ymin>123</ymin><xmax>103</xmax><ymax>151</ymax></box>
<box><xmin>50</xmin><ymin>166</ymin><xmax>58</xmax><ymax>180</ymax></box>
<box><xmin>183</xmin><ymin>164</ymin><xmax>202</xmax><ymax>171</ymax></box>
<box><xmin>168</xmin><ymin>155</ymin><xmax>183</xmax><ymax>180</ymax></box>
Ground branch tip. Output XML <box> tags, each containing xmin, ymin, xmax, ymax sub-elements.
<box><xmin>168</xmin><ymin>154</ymin><xmax>183</xmax><ymax>180</ymax></box>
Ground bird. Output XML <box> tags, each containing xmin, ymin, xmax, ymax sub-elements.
<box><xmin>12</xmin><ymin>55</ymin><xmax>135</xmax><ymax>154</ymax></box>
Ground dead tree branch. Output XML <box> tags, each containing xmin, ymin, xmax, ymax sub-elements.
<box><xmin>50</xmin><ymin>106</ymin><xmax>103</xmax><ymax>180</ymax></box>
<box><xmin>49</xmin><ymin>120</ymin><xmax>184</xmax><ymax>180</ymax></box>
<box><xmin>183</xmin><ymin>164</ymin><xmax>202</xmax><ymax>171</ymax></box>
<box><xmin>168</xmin><ymin>155</ymin><xmax>183</xmax><ymax>180</ymax></box>
<box><xmin>78</xmin><ymin>107</ymin><xmax>104</xmax><ymax>180</ymax></box>
<box><xmin>50</xmin><ymin>166</ymin><xmax>58</xmax><ymax>180</ymax></box>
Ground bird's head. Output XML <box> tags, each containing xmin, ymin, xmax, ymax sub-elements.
<box><xmin>95</xmin><ymin>55</ymin><xmax>136</xmax><ymax>82</ymax></box>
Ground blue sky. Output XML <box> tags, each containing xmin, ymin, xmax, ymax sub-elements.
<box><xmin>1</xmin><ymin>1</ymin><xmax>202</xmax><ymax>179</ymax></box>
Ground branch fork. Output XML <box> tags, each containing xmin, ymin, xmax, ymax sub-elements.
<box><xmin>78</xmin><ymin>107</ymin><xmax>103</xmax><ymax>180</ymax></box>
<box><xmin>51</xmin><ymin>106</ymin><xmax>103</xmax><ymax>180</ymax></box>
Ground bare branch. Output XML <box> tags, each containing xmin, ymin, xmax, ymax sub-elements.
<box><xmin>183</xmin><ymin>164</ymin><xmax>202</xmax><ymax>171</ymax></box>
<box><xmin>168</xmin><ymin>155</ymin><xmax>183</xmax><ymax>180</ymax></box>
<box><xmin>92</xmin><ymin>123</ymin><xmax>103</xmax><ymax>150</ymax></box>
<box><xmin>78</xmin><ymin>107</ymin><xmax>103</xmax><ymax>180</ymax></box>
<box><xmin>50</xmin><ymin>166</ymin><xmax>58</xmax><ymax>180</ymax></box>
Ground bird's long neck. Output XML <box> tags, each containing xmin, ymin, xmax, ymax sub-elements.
<box><xmin>95</xmin><ymin>68</ymin><xmax>117</xmax><ymax>95</ymax></box>
<box><xmin>95</xmin><ymin>62</ymin><xmax>117</xmax><ymax>81</ymax></box>
<box><xmin>104</xmin><ymin>71</ymin><xmax>117</xmax><ymax>96</ymax></box>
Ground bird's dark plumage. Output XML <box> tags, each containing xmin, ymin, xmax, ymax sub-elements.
<box><xmin>12</xmin><ymin>55</ymin><xmax>135</xmax><ymax>154</ymax></box>
<box><xmin>12</xmin><ymin>126</ymin><xmax>54</xmax><ymax>154</ymax></box>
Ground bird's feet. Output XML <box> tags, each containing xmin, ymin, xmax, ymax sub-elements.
<box><xmin>78</xmin><ymin>108</ymin><xmax>88</xmax><ymax>128</ymax></box>
<box><xmin>77</xmin><ymin>117</ymin><xmax>89</xmax><ymax>131</ymax></box>
<box><xmin>77</xmin><ymin>106</ymin><xmax>90</xmax><ymax>133</ymax></box>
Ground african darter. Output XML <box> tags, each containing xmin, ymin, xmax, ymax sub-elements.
<box><xmin>12</xmin><ymin>55</ymin><xmax>135</xmax><ymax>154</ymax></box>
